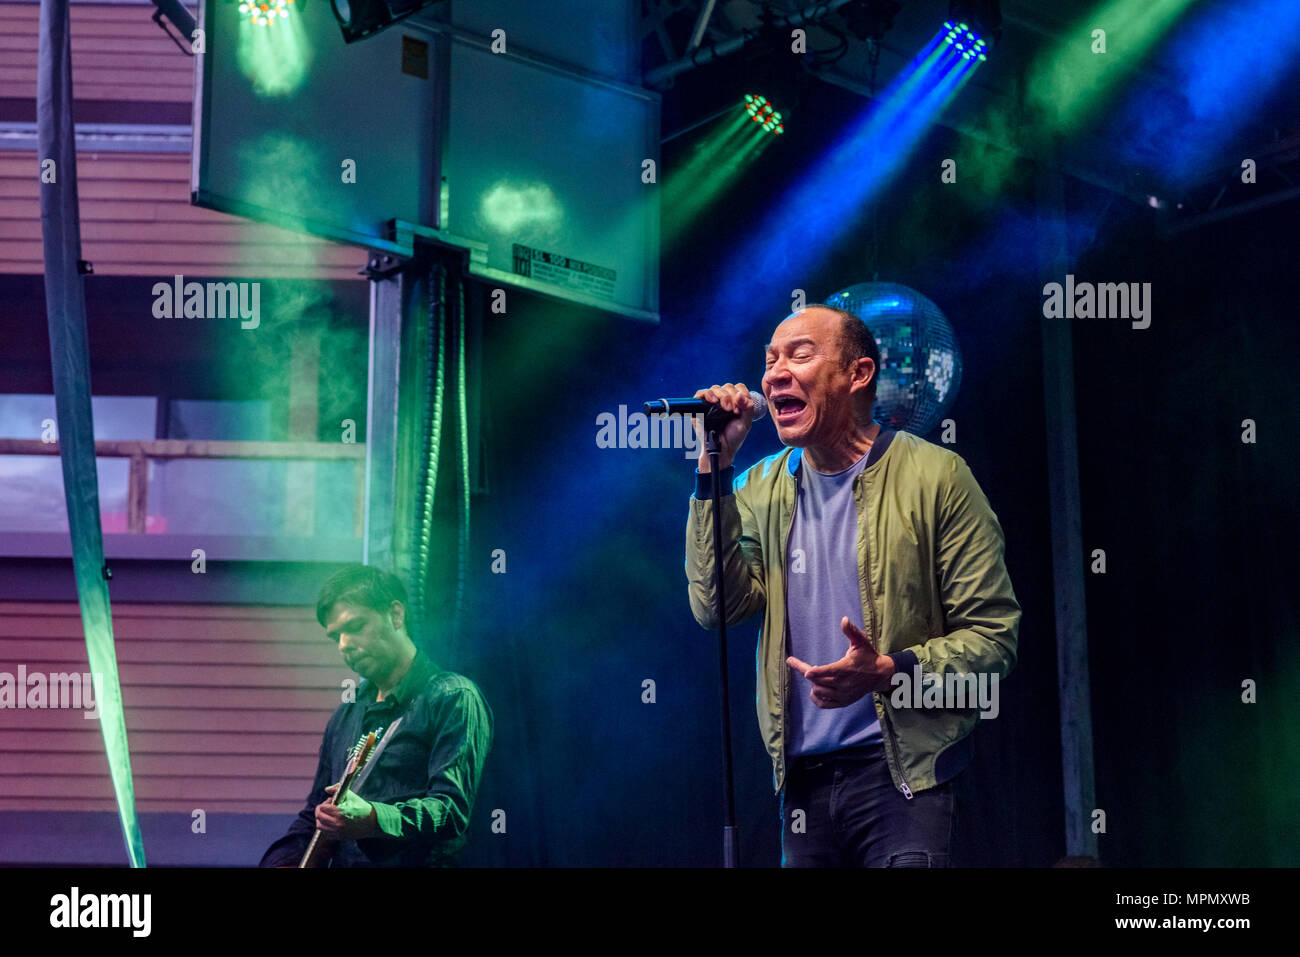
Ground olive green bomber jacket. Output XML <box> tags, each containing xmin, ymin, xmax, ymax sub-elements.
<box><xmin>685</xmin><ymin>428</ymin><xmax>1021</xmax><ymax>797</ymax></box>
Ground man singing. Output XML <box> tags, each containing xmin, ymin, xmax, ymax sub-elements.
<box><xmin>685</xmin><ymin>304</ymin><xmax>1020</xmax><ymax>867</ymax></box>
<box><xmin>259</xmin><ymin>564</ymin><xmax>493</xmax><ymax>867</ymax></box>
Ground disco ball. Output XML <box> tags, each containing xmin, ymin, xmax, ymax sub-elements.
<box><xmin>824</xmin><ymin>282</ymin><xmax>962</xmax><ymax>436</ymax></box>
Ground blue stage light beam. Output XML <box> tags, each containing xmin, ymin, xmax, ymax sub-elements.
<box><xmin>1112</xmin><ymin>0</ymin><xmax>1300</xmax><ymax>185</ymax></box>
<box><xmin>706</xmin><ymin>30</ymin><xmax>981</xmax><ymax>322</ymax></box>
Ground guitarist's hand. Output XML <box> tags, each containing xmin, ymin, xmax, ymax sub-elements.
<box><xmin>315</xmin><ymin>784</ymin><xmax>381</xmax><ymax>840</ymax></box>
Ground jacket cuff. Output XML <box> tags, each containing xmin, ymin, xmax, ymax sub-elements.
<box><xmin>371</xmin><ymin>801</ymin><xmax>404</xmax><ymax>840</ymax></box>
<box><xmin>694</xmin><ymin>465</ymin><xmax>735</xmax><ymax>499</ymax></box>
<box><xmin>888</xmin><ymin>648</ymin><xmax>920</xmax><ymax>677</ymax></box>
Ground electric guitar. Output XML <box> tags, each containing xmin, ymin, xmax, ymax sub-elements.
<box><xmin>297</xmin><ymin>718</ymin><xmax>404</xmax><ymax>868</ymax></box>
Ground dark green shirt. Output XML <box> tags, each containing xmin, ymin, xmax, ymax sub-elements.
<box><xmin>260</xmin><ymin>650</ymin><xmax>493</xmax><ymax>867</ymax></box>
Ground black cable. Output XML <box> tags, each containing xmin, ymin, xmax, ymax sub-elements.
<box><xmin>151</xmin><ymin>10</ymin><xmax>194</xmax><ymax>56</ymax></box>
<box><xmin>412</xmin><ymin>262</ymin><xmax>446</xmax><ymax>644</ymax></box>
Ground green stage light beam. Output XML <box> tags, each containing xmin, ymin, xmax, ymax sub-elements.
<box><xmin>236</xmin><ymin>4</ymin><xmax>312</xmax><ymax>96</ymax></box>
<box><xmin>953</xmin><ymin>0</ymin><xmax>1195</xmax><ymax>200</ymax></box>
<box><xmin>1027</xmin><ymin>0</ymin><xmax>1196</xmax><ymax>134</ymax></box>
<box><xmin>662</xmin><ymin>106</ymin><xmax>775</xmax><ymax>249</ymax></box>
<box><xmin>685</xmin><ymin>125</ymin><xmax>770</xmax><ymax>204</ymax></box>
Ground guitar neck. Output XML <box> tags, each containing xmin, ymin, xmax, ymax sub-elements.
<box><xmin>331</xmin><ymin>765</ymin><xmax>362</xmax><ymax>805</ymax></box>
<box><xmin>297</xmin><ymin>732</ymin><xmax>376</xmax><ymax>868</ymax></box>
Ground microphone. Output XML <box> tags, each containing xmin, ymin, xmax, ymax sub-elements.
<box><xmin>643</xmin><ymin>391</ymin><xmax>768</xmax><ymax>432</ymax></box>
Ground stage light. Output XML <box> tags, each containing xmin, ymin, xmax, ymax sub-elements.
<box><xmin>743</xmin><ymin>94</ymin><xmax>785</xmax><ymax>135</ymax></box>
<box><xmin>708</xmin><ymin>25</ymin><xmax>981</xmax><ymax>322</ymax></box>
<box><xmin>942</xmin><ymin>21</ymin><xmax>988</xmax><ymax>61</ymax></box>
<box><xmin>331</xmin><ymin>0</ymin><xmax>446</xmax><ymax>44</ymax></box>
<box><xmin>238</xmin><ymin>0</ymin><xmax>295</xmax><ymax>26</ymax></box>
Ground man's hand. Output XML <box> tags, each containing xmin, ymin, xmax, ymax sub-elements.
<box><xmin>693</xmin><ymin>382</ymin><xmax>758</xmax><ymax>473</ymax></box>
<box><xmin>315</xmin><ymin>784</ymin><xmax>380</xmax><ymax>840</ymax></box>
<box><xmin>787</xmin><ymin>616</ymin><xmax>896</xmax><ymax>708</ymax></box>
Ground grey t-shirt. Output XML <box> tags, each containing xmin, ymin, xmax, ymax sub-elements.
<box><xmin>786</xmin><ymin>449</ymin><xmax>883</xmax><ymax>757</ymax></box>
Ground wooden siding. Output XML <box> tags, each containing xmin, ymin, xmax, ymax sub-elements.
<box><xmin>0</xmin><ymin>1</ymin><xmax>194</xmax><ymax>104</ymax></box>
<box><xmin>0</xmin><ymin>600</ymin><xmax>348</xmax><ymax>814</ymax></box>
<box><xmin>0</xmin><ymin>149</ymin><xmax>366</xmax><ymax>278</ymax></box>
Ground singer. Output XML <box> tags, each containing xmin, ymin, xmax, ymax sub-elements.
<box><xmin>258</xmin><ymin>564</ymin><xmax>493</xmax><ymax>867</ymax></box>
<box><xmin>685</xmin><ymin>304</ymin><xmax>1020</xmax><ymax>867</ymax></box>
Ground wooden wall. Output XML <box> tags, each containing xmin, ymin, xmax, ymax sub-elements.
<box><xmin>0</xmin><ymin>1</ymin><xmax>194</xmax><ymax>104</ymax></box>
<box><xmin>0</xmin><ymin>601</ymin><xmax>345</xmax><ymax>815</ymax></box>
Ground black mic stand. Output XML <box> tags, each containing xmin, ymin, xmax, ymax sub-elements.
<box><xmin>706</xmin><ymin>427</ymin><xmax>740</xmax><ymax>868</ymax></box>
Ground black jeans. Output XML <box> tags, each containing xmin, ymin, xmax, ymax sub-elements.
<box><xmin>779</xmin><ymin>740</ymin><xmax>956</xmax><ymax>867</ymax></box>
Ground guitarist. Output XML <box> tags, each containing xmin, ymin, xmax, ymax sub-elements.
<box><xmin>259</xmin><ymin>564</ymin><xmax>493</xmax><ymax>867</ymax></box>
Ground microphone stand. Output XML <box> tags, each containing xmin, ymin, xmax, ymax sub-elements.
<box><xmin>706</xmin><ymin>427</ymin><xmax>740</xmax><ymax>868</ymax></box>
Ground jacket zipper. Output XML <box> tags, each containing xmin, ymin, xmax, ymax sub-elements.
<box><xmin>856</xmin><ymin>470</ymin><xmax>914</xmax><ymax>801</ymax></box>
<box><xmin>779</xmin><ymin>461</ymin><xmax>798</xmax><ymax>790</ymax></box>
<box><xmin>881</xmin><ymin>705</ymin><xmax>913</xmax><ymax>799</ymax></box>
